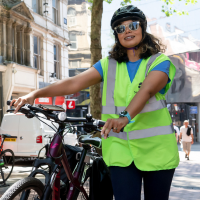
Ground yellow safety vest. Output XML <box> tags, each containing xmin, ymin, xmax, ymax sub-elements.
<box><xmin>101</xmin><ymin>53</ymin><xmax>180</xmax><ymax>171</ymax></box>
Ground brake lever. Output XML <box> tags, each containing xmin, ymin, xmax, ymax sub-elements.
<box><xmin>96</xmin><ymin>128</ymin><xmax>102</xmax><ymax>132</ymax></box>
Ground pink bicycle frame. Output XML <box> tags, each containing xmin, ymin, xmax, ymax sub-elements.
<box><xmin>48</xmin><ymin>131</ymin><xmax>89</xmax><ymax>200</ymax></box>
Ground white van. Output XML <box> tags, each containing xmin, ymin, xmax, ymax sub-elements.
<box><xmin>0</xmin><ymin>113</ymin><xmax>77</xmax><ymax>159</ymax></box>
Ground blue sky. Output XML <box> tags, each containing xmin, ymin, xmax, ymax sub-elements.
<box><xmin>101</xmin><ymin>0</ymin><xmax>200</xmax><ymax>57</ymax></box>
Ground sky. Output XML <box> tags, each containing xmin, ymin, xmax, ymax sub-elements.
<box><xmin>101</xmin><ymin>0</ymin><xmax>200</xmax><ymax>57</ymax></box>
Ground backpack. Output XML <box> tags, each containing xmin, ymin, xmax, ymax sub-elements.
<box><xmin>186</xmin><ymin>126</ymin><xmax>192</xmax><ymax>136</ymax></box>
<box><xmin>60</xmin><ymin>144</ymin><xmax>82</xmax><ymax>184</ymax></box>
<box><xmin>89</xmin><ymin>157</ymin><xmax>113</xmax><ymax>200</ymax></box>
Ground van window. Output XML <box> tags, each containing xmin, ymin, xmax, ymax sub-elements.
<box><xmin>1</xmin><ymin>114</ymin><xmax>20</xmax><ymax>132</ymax></box>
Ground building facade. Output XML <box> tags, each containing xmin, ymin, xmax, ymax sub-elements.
<box><xmin>0</xmin><ymin>0</ymin><xmax>70</xmax><ymax>124</ymax></box>
<box><xmin>67</xmin><ymin>0</ymin><xmax>91</xmax><ymax>69</ymax></box>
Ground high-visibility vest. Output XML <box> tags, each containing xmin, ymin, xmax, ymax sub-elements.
<box><xmin>101</xmin><ymin>53</ymin><xmax>180</xmax><ymax>171</ymax></box>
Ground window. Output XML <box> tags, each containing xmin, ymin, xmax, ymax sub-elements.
<box><xmin>12</xmin><ymin>29</ymin><xmax>15</xmax><ymax>61</ymax></box>
<box><xmin>33</xmin><ymin>36</ymin><xmax>40</xmax><ymax>69</ymax></box>
<box><xmin>52</xmin><ymin>0</ymin><xmax>58</xmax><ymax>24</ymax></box>
<box><xmin>67</xmin><ymin>8</ymin><xmax>76</xmax><ymax>26</ymax></box>
<box><xmin>68</xmin><ymin>0</ymin><xmax>82</xmax><ymax>5</ymax></box>
<box><xmin>68</xmin><ymin>7</ymin><xmax>76</xmax><ymax>15</ymax></box>
<box><xmin>68</xmin><ymin>18</ymin><xmax>76</xmax><ymax>26</ymax></box>
<box><xmin>32</xmin><ymin>0</ymin><xmax>39</xmax><ymax>13</ymax></box>
<box><xmin>54</xmin><ymin>45</ymin><xmax>60</xmax><ymax>79</ymax></box>
<box><xmin>70</xmin><ymin>61</ymin><xmax>79</xmax><ymax>68</ymax></box>
<box><xmin>69</xmin><ymin>32</ymin><xmax>77</xmax><ymax>50</ymax></box>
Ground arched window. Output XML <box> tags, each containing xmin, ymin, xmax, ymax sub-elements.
<box><xmin>68</xmin><ymin>7</ymin><xmax>76</xmax><ymax>16</ymax></box>
<box><xmin>68</xmin><ymin>8</ymin><xmax>76</xmax><ymax>26</ymax></box>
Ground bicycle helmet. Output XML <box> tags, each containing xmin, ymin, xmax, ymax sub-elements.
<box><xmin>111</xmin><ymin>5</ymin><xmax>147</xmax><ymax>30</ymax></box>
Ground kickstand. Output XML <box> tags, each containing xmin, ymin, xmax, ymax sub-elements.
<box><xmin>0</xmin><ymin>167</ymin><xmax>9</xmax><ymax>187</ymax></box>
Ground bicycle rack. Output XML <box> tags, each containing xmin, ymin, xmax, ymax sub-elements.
<box><xmin>0</xmin><ymin>167</ymin><xmax>9</xmax><ymax>187</ymax></box>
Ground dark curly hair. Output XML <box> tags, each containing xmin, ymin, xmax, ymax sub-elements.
<box><xmin>109</xmin><ymin>21</ymin><xmax>166</xmax><ymax>63</ymax></box>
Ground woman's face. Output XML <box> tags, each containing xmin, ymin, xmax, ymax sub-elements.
<box><xmin>116</xmin><ymin>20</ymin><xmax>143</xmax><ymax>48</ymax></box>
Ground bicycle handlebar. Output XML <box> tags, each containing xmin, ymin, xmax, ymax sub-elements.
<box><xmin>6</xmin><ymin>100</ymin><xmax>124</xmax><ymax>132</ymax></box>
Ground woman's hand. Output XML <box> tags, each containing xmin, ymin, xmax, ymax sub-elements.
<box><xmin>10</xmin><ymin>93</ymin><xmax>36</xmax><ymax>114</ymax></box>
<box><xmin>101</xmin><ymin>117</ymin><xmax>129</xmax><ymax>139</ymax></box>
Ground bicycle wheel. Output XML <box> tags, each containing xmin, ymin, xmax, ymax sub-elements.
<box><xmin>0</xmin><ymin>149</ymin><xmax>15</xmax><ymax>184</ymax></box>
<box><xmin>1</xmin><ymin>177</ymin><xmax>44</xmax><ymax>200</ymax></box>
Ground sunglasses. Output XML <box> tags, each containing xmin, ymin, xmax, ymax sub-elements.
<box><xmin>114</xmin><ymin>21</ymin><xmax>140</xmax><ymax>34</ymax></box>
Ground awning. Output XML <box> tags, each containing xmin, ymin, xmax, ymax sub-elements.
<box><xmin>35</xmin><ymin>97</ymin><xmax>52</xmax><ymax>105</ymax></box>
<box><xmin>55</xmin><ymin>96</ymin><xmax>65</xmax><ymax>105</ymax></box>
<box><xmin>78</xmin><ymin>99</ymin><xmax>90</xmax><ymax>105</ymax></box>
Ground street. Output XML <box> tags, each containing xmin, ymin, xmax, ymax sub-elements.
<box><xmin>0</xmin><ymin>144</ymin><xmax>200</xmax><ymax>200</ymax></box>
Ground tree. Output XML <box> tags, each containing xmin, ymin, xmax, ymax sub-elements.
<box><xmin>89</xmin><ymin>0</ymin><xmax>198</xmax><ymax>119</ymax></box>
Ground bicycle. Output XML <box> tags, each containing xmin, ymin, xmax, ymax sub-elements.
<box><xmin>0</xmin><ymin>134</ymin><xmax>15</xmax><ymax>187</ymax></box>
<box><xmin>2</xmin><ymin>101</ymin><xmax>106</xmax><ymax>200</ymax></box>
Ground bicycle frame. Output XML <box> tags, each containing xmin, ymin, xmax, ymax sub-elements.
<box><xmin>29</xmin><ymin>123</ymin><xmax>89</xmax><ymax>200</ymax></box>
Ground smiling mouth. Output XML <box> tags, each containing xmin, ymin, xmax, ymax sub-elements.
<box><xmin>124</xmin><ymin>36</ymin><xmax>135</xmax><ymax>40</ymax></box>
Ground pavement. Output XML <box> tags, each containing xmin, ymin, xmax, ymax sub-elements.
<box><xmin>169</xmin><ymin>143</ymin><xmax>200</xmax><ymax>200</ymax></box>
<box><xmin>0</xmin><ymin>143</ymin><xmax>200</xmax><ymax>199</ymax></box>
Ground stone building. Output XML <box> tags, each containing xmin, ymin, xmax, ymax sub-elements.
<box><xmin>0</xmin><ymin>0</ymin><xmax>70</xmax><ymax>123</ymax></box>
<box><xmin>67</xmin><ymin>0</ymin><xmax>91</xmax><ymax>69</ymax></box>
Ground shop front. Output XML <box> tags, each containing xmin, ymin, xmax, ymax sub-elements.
<box><xmin>167</xmin><ymin>51</ymin><xmax>200</xmax><ymax>142</ymax></box>
<box><xmin>167</xmin><ymin>103</ymin><xmax>198</xmax><ymax>142</ymax></box>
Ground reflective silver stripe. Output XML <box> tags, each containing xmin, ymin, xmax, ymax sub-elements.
<box><xmin>102</xmin><ymin>130</ymin><xmax>128</xmax><ymax>140</ymax></box>
<box><xmin>128</xmin><ymin>123</ymin><xmax>174</xmax><ymax>140</ymax></box>
<box><xmin>145</xmin><ymin>53</ymin><xmax>161</xmax><ymax>77</ymax></box>
<box><xmin>102</xmin><ymin>54</ymin><xmax>162</xmax><ymax>115</ymax></box>
<box><xmin>139</xmin><ymin>96</ymin><xmax>167</xmax><ymax>114</ymax></box>
<box><xmin>102</xmin><ymin>106</ymin><xmax>126</xmax><ymax>115</ymax></box>
<box><xmin>102</xmin><ymin>96</ymin><xmax>167</xmax><ymax>115</ymax></box>
<box><xmin>105</xmin><ymin>58</ymin><xmax>116</xmax><ymax>112</ymax></box>
<box><xmin>102</xmin><ymin>124</ymin><xmax>174</xmax><ymax>140</ymax></box>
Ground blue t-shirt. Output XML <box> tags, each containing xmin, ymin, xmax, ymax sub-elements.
<box><xmin>93</xmin><ymin>59</ymin><xmax>170</xmax><ymax>94</ymax></box>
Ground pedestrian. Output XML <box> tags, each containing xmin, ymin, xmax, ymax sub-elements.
<box><xmin>173</xmin><ymin>122</ymin><xmax>180</xmax><ymax>142</ymax></box>
<box><xmin>179</xmin><ymin>120</ymin><xmax>194</xmax><ymax>160</ymax></box>
<box><xmin>10</xmin><ymin>5</ymin><xmax>179</xmax><ymax>200</ymax></box>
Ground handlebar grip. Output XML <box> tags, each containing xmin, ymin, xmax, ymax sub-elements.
<box><xmin>98</xmin><ymin>120</ymin><xmax>105</xmax><ymax>127</ymax></box>
<box><xmin>7</xmin><ymin>100</ymin><xmax>12</xmax><ymax>106</ymax></box>
<box><xmin>98</xmin><ymin>120</ymin><xmax>124</xmax><ymax>132</ymax></box>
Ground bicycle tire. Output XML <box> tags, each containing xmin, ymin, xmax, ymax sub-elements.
<box><xmin>1</xmin><ymin>177</ymin><xmax>44</xmax><ymax>200</ymax></box>
<box><xmin>0</xmin><ymin>149</ymin><xmax>15</xmax><ymax>184</ymax></box>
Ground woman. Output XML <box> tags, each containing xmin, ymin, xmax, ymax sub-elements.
<box><xmin>11</xmin><ymin>5</ymin><xmax>179</xmax><ymax>200</ymax></box>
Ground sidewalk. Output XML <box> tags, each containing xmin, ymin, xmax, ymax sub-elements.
<box><xmin>0</xmin><ymin>143</ymin><xmax>200</xmax><ymax>199</ymax></box>
<box><xmin>169</xmin><ymin>143</ymin><xmax>200</xmax><ymax>200</ymax></box>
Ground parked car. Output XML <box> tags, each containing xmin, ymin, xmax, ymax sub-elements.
<box><xmin>0</xmin><ymin>113</ymin><xmax>77</xmax><ymax>160</ymax></box>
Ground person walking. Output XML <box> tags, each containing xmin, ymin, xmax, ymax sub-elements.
<box><xmin>173</xmin><ymin>122</ymin><xmax>180</xmax><ymax>142</ymax></box>
<box><xmin>179</xmin><ymin>120</ymin><xmax>194</xmax><ymax>160</ymax></box>
<box><xmin>10</xmin><ymin>5</ymin><xmax>179</xmax><ymax>200</ymax></box>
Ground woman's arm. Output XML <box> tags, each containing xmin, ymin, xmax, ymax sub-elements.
<box><xmin>101</xmin><ymin>70</ymin><xmax>168</xmax><ymax>138</ymax></box>
<box><xmin>125</xmin><ymin>70</ymin><xmax>168</xmax><ymax>119</ymax></box>
<box><xmin>12</xmin><ymin>67</ymin><xmax>102</xmax><ymax>113</ymax></box>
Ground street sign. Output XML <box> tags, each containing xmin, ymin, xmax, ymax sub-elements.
<box><xmin>189</xmin><ymin>106</ymin><xmax>198</xmax><ymax>114</ymax></box>
<box><xmin>66</xmin><ymin>100</ymin><xmax>75</xmax><ymax>109</ymax></box>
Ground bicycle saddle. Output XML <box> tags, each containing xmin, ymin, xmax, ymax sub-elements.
<box><xmin>78</xmin><ymin>135</ymin><xmax>101</xmax><ymax>148</ymax></box>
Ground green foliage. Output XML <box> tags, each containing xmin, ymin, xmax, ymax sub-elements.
<box><xmin>88</xmin><ymin>0</ymin><xmax>198</xmax><ymax>17</ymax></box>
<box><xmin>161</xmin><ymin>0</ymin><xmax>197</xmax><ymax>16</ymax></box>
